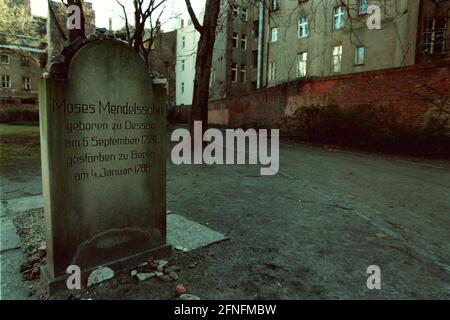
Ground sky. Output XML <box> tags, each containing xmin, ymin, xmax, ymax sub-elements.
<box><xmin>30</xmin><ymin>0</ymin><xmax>206</xmax><ymax>32</ymax></box>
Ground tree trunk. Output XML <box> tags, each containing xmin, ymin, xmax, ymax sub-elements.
<box><xmin>190</xmin><ymin>0</ymin><xmax>221</xmax><ymax>133</ymax></box>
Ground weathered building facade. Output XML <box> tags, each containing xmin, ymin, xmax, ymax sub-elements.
<box><xmin>210</xmin><ymin>0</ymin><xmax>449</xmax><ymax>96</ymax></box>
<box><xmin>0</xmin><ymin>0</ymin><xmax>47</xmax><ymax>107</ymax></box>
<box><xmin>176</xmin><ymin>18</ymin><xmax>201</xmax><ymax>106</ymax></box>
<box><xmin>149</xmin><ymin>29</ymin><xmax>177</xmax><ymax>108</ymax></box>
<box><xmin>0</xmin><ymin>0</ymin><xmax>96</xmax><ymax>110</ymax></box>
<box><xmin>210</xmin><ymin>0</ymin><xmax>270</xmax><ymax>100</ymax></box>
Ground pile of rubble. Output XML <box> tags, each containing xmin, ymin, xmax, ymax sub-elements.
<box><xmin>19</xmin><ymin>243</ymin><xmax>46</xmax><ymax>281</ymax></box>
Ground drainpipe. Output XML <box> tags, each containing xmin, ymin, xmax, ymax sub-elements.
<box><xmin>257</xmin><ymin>0</ymin><xmax>265</xmax><ymax>89</ymax></box>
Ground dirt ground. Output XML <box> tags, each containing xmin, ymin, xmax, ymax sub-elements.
<box><xmin>2</xmin><ymin>124</ymin><xmax>450</xmax><ymax>300</ymax></box>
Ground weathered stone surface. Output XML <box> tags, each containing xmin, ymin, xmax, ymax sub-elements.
<box><xmin>87</xmin><ymin>267</ymin><xmax>115</xmax><ymax>287</ymax></box>
<box><xmin>179</xmin><ymin>294</ymin><xmax>200</xmax><ymax>300</ymax></box>
<box><xmin>164</xmin><ymin>265</ymin><xmax>181</xmax><ymax>273</ymax></box>
<box><xmin>39</xmin><ymin>39</ymin><xmax>170</xmax><ymax>289</ymax></box>
<box><xmin>136</xmin><ymin>273</ymin><xmax>155</xmax><ymax>281</ymax></box>
<box><xmin>175</xmin><ymin>284</ymin><xmax>187</xmax><ymax>295</ymax></box>
<box><xmin>0</xmin><ymin>218</ymin><xmax>22</xmax><ymax>252</ymax></box>
<box><xmin>167</xmin><ymin>214</ymin><xmax>228</xmax><ymax>252</ymax></box>
<box><xmin>168</xmin><ymin>271</ymin><xmax>178</xmax><ymax>281</ymax></box>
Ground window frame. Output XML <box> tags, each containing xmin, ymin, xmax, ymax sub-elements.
<box><xmin>232</xmin><ymin>32</ymin><xmax>239</xmax><ymax>48</ymax></box>
<box><xmin>359</xmin><ymin>0</ymin><xmax>369</xmax><ymax>15</ymax></box>
<box><xmin>423</xmin><ymin>17</ymin><xmax>447</xmax><ymax>55</ymax></box>
<box><xmin>1</xmin><ymin>75</ymin><xmax>11</xmax><ymax>88</ymax></box>
<box><xmin>240</xmin><ymin>64</ymin><xmax>247</xmax><ymax>83</ymax></box>
<box><xmin>354</xmin><ymin>46</ymin><xmax>365</xmax><ymax>65</ymax></box>
<box><xmin>23</xmin><ymin>76</ymin><xmax>32</xmax><ymax>90</ymax></box>
<box><xmin>268</xmin><ymin>61</ymin><xmax>277</xmax><ymax>81</ymax></box>
<box><xmin>231</xmin><ymin>62</ymin><xmax>238</xmax><ymax>82</ymax></box>
<box><xmin>298</xmin><ymin>16</ymin><xmax>309</xmax><ymax>38</ymax></box>
<box><xmin>241</xmin><ymin>34</ymin><xmax>247</xmax><ymax>50</ymax></box>
<box><xmin>271</xmin><ymin>27</ymin><xmax>279</xmax><ymax>43</ymax></box>
<box><xmin>333</xmin><ymin>6</ymin><xmax>347</xmax><ymax>31</ymax></box>
<box><xmin>332</xmin><ymin>45</ymin><xmax>343</xmax><ymax>73</ymax></box>
<box><xmin>297</xmin><ymin>52</ymin><xmax>308</xmax><ymax>77</ymax></box>
<box><xmin>1</xmin><ymin>54</ymin><xmax>10</xmax><ymax>65</ymax></box>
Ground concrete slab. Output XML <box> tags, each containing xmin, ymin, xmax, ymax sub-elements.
<box><xmin>167</xmin><ymin>214</ymin><xmax>228</xmax><ymax>252</ymax></box>
<box><xmin>0</xmin><ymin>218</ymin><xmax>22</xmax><ymax>252</ymax></box>
<box><xmin>0</xmin><ymin>202</ymin><xmax>6</xmax><ymax>217</ymax></box>
<box><xmin>5</xmin><ymin>195</ymin><xmax>43</xmax><ymax>215</ymax></box>
<box><xmin>0</xmin><ymin>250</ymin><xmax>29</xmax><ymax>300</ymax></box>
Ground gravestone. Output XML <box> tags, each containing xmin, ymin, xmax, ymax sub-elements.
<box><xmin>39</xmin><ymin>39</ymin><xmax>171</xmax><ymax>294</ymax></box>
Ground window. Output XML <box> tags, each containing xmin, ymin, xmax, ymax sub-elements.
<box><xmin>272</xmin><ymin>0</ymin><xmax>280</xmax><ymax>11</ymax></box>
<box><xmin>23</xmin><ymin>77</ymin><xmax>31</xmax><ymax>90</ymax></box>
<box><xmin>232</xmin><ymin>32</ymin><xmax>239</xmax><ymax>48</ymax></box>
<box><xmin>298</xmin><ymin>17</ymin><xmax>309</xmax><ymax>38</ymax></box>
<box><xmin>297</xmin><ymin>52</ymin><xmax>307</xmax><ymax>77</ymax></box>
<box><xmin>241</xmin><ymin>34</ymin><xmax>247</xmax><ymax>50</ymax></box>
<box><xmin>232</xmin><ymin>6</ymin><xmax>239</xmax><ymax>18</ymax></box>
<box><xmin>333</xmin><ymin>6</ymin><xmax>346</xmax><ymax>30</ymax></box>
<box><xmin>210</xmin><ymin>69</ymin><xmax>216</xmax><ymax>87</ymax></box>
<box><xmin>0</xmin><ymin>54</ymin><xmax>9</xmax><ymax>64</ymax></box>
<box><xmin>332</xmin><ymin>45</ymin><xmax>343</xmax><ymax>72</ymax></box>
<box><xmin>182</xmin><ymin>36</ymin><xmax>186</xmax><ymax>48</ymax></box>
<box><xmin>240</xmin><ymin>64</ymin><xmax>246</xmax><ymax>83</ymax></box>
<box><xmin>231</xmin><ymin>63</ymin><xmax>238</xmax><ymax>82</ymax></box>
<box><xmin>271</xmin><ymin>27</ymin><xmax>279</xmax><ymax>43</ymax></box>
<box><xmin>241</xmin><ymin>8</ymin><xmax>248</xmax><ymax>21</ymax></box>
<box><xmin>355</xmin><ymin>46</ymin><xmax>365</xmax><ymax>65</ymax></box>
<box><xmin>268</xmin><ymin>61</ymin><xmax>277</xmax><ymax>81</ymax></box>
<box><xmin>1</xmin><ymin>75</ymin><xmax>11</xmax><ymax>88</ymax></box>
<box><xmin>424</xmin><ymin>17</ymin><xmax>447</xmax><ymax>55</ymax></box>
<box><xmin>181</xmin><ymin>82</ymin><xmax>185</xmax><ymax>94</ymax></box>
<box><xmin>359</xmin><ymin>0</ymin><xmax>369</xmax><ymax>15</ymax></box>
<box><xmin>181</xmin><ymin>59</ymin><xmax>185</xmax><ymax>71</ymax></box>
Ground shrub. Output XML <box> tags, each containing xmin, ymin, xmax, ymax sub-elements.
<box><xmin>278</xmin><ymin>104</ymin><xmax>450</xmax><ymax>156</ymax></box>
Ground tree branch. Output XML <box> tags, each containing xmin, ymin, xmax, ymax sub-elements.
<box><xmin>184</xmin><ymin>0</ymin><xmax>203</xmax><ymax>33</ymax></box>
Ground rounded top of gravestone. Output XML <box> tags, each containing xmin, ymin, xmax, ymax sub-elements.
<box><xmin>49</xmin><ymin>35</ymin><xmax>143</xmax><ymax>79</ymax></box>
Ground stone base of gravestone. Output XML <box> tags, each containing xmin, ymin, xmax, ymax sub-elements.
<box><xmin>41</xmin><ymin>243</ymin><xmax>172</xmax><ymax>295</ymax></box>
<box><xmin>39</xmin><ymin>39</ymin><xmax>171</xmax><ymax>295</ymax></box>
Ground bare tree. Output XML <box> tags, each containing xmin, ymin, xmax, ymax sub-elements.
<box><xmin>116</xmin><ymin>0</ymin><xmax>166</xmax><ymax>69</ymax></box>
<box><xmin>184</xmin><ymin>0</ymin><xmax>221</xmax><ymax>131</ymax></box>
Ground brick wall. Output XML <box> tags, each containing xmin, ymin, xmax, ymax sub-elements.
<box><xmin>208</xmin><ymin>62</ymin><xmax>450</xmax><ymax>131</ymax></box>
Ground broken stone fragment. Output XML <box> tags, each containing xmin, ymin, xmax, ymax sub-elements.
<box><xmin>137</xmin><ymin>262</ymin><xmax>149</xmax><ymax>273</ymax></box>
<box><xmin>156</xmin><ymin>260</ymin><xmax>169</xmax><ymax>268</ymax></box>
<box><xmin>38</xmin><ymin>243</ymin><xmax>47</xmax><ymax>258</ymax></box>
<box><xmin>20</xmin><ymin>262</ymin><xmax>33</xmax><ymax>274</ymax></box>
<box><xmin>156</xmin><ymin>260</ymin><xmax>169</xmax><ymax>272</ymax></box>
<box><xmin>136</xmin><ymin>273</ymin><xmax>155</xmax><ymax>281</ymax></box>
<box><xmin>175</xmin><ymin>284</ymin><xmax>187</xmax><ymax>295</ymax></box>
<box><xmin>148</xmin><ymin>261</ymin><xmax>158</xmax><ymax>270</ymax></box>
<box><xmin>168</xmin><ymin>271</ymin><xmax>179</xmax><ymax>281</ymax></box>
<box><xmin>175</xmin><ymin>246</ymin><xmax>184</xmax><ymax>252</ymax></box>
<box><xmin>164</xmin><ymin>265</ymin><xmax>181</xmax><ymax>274</ymax></box>
<box><xmin>179</xmin><ymin>294</ymin><xmax>200</xmax><ymax>300</ymax></box>
<box><xmin>87</xmin><ymin>267</ymin><xmax>115</xmax><ymax>288</ymax></box>
<box><xmin>130</xmin><ymin>270</ymin><xmax>138</xmax><ymax>276</ymax></box>
<box><xmin>158</xmin><ymin>274</ymin><xmax>172</xmax><ymax>282</ymax></box>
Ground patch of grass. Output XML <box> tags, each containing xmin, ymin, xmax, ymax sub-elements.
<box><xmin>0</xmin><ymin>123</ymin><xmax>40</xmax><ymax>135</ymax></box>
<box><xmin>0</xmin><ymin>124</ymin><xmax>41</xmax><ymax>168</ymax></box>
